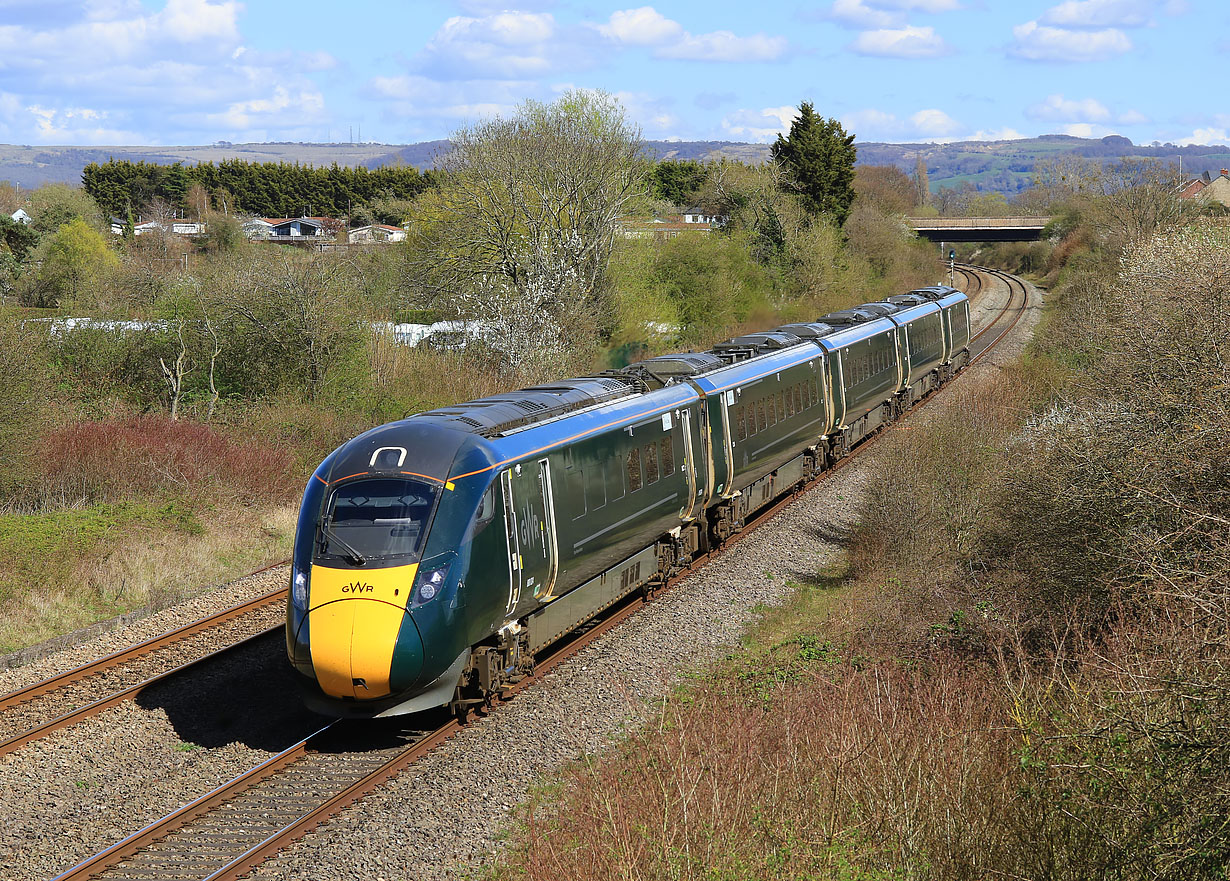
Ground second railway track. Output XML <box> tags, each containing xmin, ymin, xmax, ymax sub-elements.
<box><xmin>18</xmin><ymin>267</ymin><xmax>1036</xmax><ymax>881</ymax></box>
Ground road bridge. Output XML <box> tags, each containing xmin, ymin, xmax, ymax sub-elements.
<box><xmin>906</xmin><ymin>216</ymin><xmax>1052</xmax><ymax>243</ymax></box>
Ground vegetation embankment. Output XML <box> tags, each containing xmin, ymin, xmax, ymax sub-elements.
<box><xmin>490</xmin><ymin>179</ymin><xmax>1230</xmax><ymax>876</ymax></box>
<box><xmin>0</xmin><ymin>95</ymin><xmax>941</xmax><ymax>653</ymax></box>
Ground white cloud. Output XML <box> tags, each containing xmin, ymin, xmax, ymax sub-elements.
<box><xmin>851</xmin><ymin>25</ymin><xmax>949</xmax><ymax>57</ymax></box>
<box><xmin>24</xmin><ymin>103</ymin><xmax>143</xmax><ymax>144</ymax></box>
<box><xmin>966</xmin><ymin>127</ymin><xmax>1028</xmax><ymax>141</ymax></box>
<box><xmin>830</xmin><ymin>0</ymin><xmax>900</xmax><ymax>28</ymax></box>
<box><xmin>1058</xmin><ymin>122</ymin><xmax>1114</xmax><ymax>137</ymax></box>
<box><xmin>911</xmin><ymin>108</ymin><xmax>961</xmax><ymax>137</ymax></box>
<box><xmin>1027</xmin><ymin>94</ymin><xmax>1111</xmax><ymax>121</ymax></box>
<box><xmin>658</xmin><ymin>30</ymin><xmax>788</xmax><ymax>62</ymax></box>
<box><xmin>1040</xmin><ymin>0</ymin><xmax>1151</xmax><ymax>28</ymax></box>
<box><xmin>598</xmin><ymin>7</ymin><xmax>787</xmax><ymax>62</ymax></box>
<box><xmin>842</xmin><ymin>108</ymin><xmax>902</xmax><ymax>137</ymax></box>
<box><xmin>598</xmin><ymin>7</ymin><xmax>683</xmax><ymax>45</ymax></box>
<box><xmin>830</xmin><ymin>0</ymin><xmax>960</xmax><ymax>28</ymax></box>
<box><xmin>1010</xmin><ymin>21</ymin><xmax>1132</xmax><ymax>61</ymax></box>
<box><xmin>367</xmin><ymin>74</ymin><xmax>533</xmax><ymax>122</ymax></box>
<box><xmin>418</xmin><ymin>12</ymin><xmax>571</xmax><ymax>78</ymax></box>
<box><xmin>205</xmin><ymin>86</ymin><xmax>326</xmax><ymax>132</ymax></box>
<box><xmin>721</xmin><ymin>106</ymin><xmax>796</xmax><ymax>142</ymax></box>
<box><xmin>1183</xmin><ymin>128</ymin><xmax>1230</xmax><ymax>146</ymax></box>
<box><xmin>1117</xmin><ymin>109</ymin><xmax>1148</xmax><ymax>125</ymax></box>
<box><xmin>609</xmin><ymin>89</ymin><xmax>678</xmax><ymax>135</ymax></box>
<box><xmin>157</xmin><ymin>0</ymin><xmax>241</xmax><ymax>43</ymax></box>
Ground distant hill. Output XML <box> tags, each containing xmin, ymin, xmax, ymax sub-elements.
<box><xmin>2</xmin><ymin>134</ymin><xmax>1227</xmax><ymax>198</ymax></box>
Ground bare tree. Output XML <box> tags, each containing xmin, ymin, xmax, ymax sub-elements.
<box><xmin>411</xmin><ymin>90</ymin><xmax>649</xmax><ymax>357</ymax></box>
<box><xmin>159</xmin><ymin>319</ymin><xmax>189</xmax><ymax>420</ymax></box>
<box><xmin>1089</xmin><ymin>158</ymin><xmax>1192</xmax><ymax>246</ymax></box>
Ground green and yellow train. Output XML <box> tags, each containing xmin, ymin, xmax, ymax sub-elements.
<box><xmin>286</xmin><ymin>285</ymin><xmax>971</xmax><ymax>717</ymax></box>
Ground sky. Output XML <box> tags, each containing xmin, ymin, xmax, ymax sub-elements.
<box><xmin>0</xmin><ymin>0</ymin><xmax>1224</xmax><ymax>148</ymax></box>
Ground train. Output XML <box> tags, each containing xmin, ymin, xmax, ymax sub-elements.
<box><xmin>286</xmin><ymin>285</ymin><xmax>971</xmax><ymax>718</ymax></box>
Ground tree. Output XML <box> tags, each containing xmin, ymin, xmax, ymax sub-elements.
<box><xmin>1090</xmin><ymin>158</ymin><xmax>1191</xmax><ymax>247</ymax></box>
<box><xmin>854</xmin><ymin>165</ymin><xmax>916</xmax><ymax>214</ymax></box>
<box><xmin>649</xmin><ymin>159</ymin><xmax>709</xmax><ymax>206</ymax></box>
<box><xmin>26</xmin><ymin>217</ymin><xmax>118</xmax><ymax>307</ymax></box>
<box><xmin>26</xmin><ymin>183</ymin><xmax>105</xmax><ymax>238</ymax></box>
<box><xmin>912</xmin><ymin>157</ymin><xmax>930</xmax><ymax>210</ymax></box>
<box><xmin>770</xmin><ymin>102</ymin><xmax>857</xmax><ymax>226</ymax></box>
<box><xmin>408</xmin><ymin>90</ymin><xmax>648</xmax><ymax>374</ymax></box>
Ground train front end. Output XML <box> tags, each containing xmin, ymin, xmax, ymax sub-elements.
<box><xmin>285</xmin><ymin>420</ymin><xmax>497</xmax><ymax>718</ymax></box>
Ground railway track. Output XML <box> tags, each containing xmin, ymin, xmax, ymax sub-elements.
<box><xmin>0</xmin><ymin>563</ymin><xmax>288</xmax><ymax>757</ymax></box>
<box><xmin>962</xmin><ymin>263</ymin><xmax>1030</xmax><ymax>363</ymax></box>
<box><xmin>44</xmin><ymin>268</ymin><xmax>1033</xmax><ymax>881</ymax></box>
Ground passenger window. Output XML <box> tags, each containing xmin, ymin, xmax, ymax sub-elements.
<box><xmin>660</xmin><ymin>436</ymin><xmax>674</xmax><ymax>475</ymax></box>
<box><xmin>779</xmin><ymin>391</ymin><xmax>787</xmax><ymax>419</ymax></box>
<box><xmin>644</xmin><ymin>443</ymin><xmax>659</xmax><ymax>484</ymax></box>
<box><xmin>627</xmin><ymin>447</ymin><xmax>642</xmax><ymax>492</ymax></box>
<box><xmin>735</xmin><ymin>405</ymin><xmax>746</xmax><ymax>441</ymax></box>
<box><xmin>609</xmin><ymin>457</ymin><xmax>625</xmax><ymax>501</ymax></box>
<box><xmin>585</xmin><ymin>461</ymin><xmax>607</xmax><ymax>510</ymax></box>
<box><xmin>757</xmin><ymin>400</ymin><xmax>766</xmax><ymax>433</ymax></box>
<box><xmin>564</xmin><ymin>469</ymin><xmax>584</xmax><ymax>520</ymax></box>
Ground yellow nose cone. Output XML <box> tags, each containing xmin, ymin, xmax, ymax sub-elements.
<box><xmin>307</xmin><ymin>564</ymin><xmax>418</xmax><ymax>699</ymax></box>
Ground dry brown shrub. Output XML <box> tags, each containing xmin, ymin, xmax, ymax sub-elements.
<box><xmin>35</xmin><ymin>415</ymin><xmax>299</xmax><ymax>506</ymax></box>
<box><xmin>503</xmin><ymin>657</ymin><xmax>1019</xmax><ymax>881</ymax></box>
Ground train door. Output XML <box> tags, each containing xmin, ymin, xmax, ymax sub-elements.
<box><xmin>504</xmin><ymin>459</ymin><xmax>560</xmax><ymax>610</ymax></box>
<box><xmin>678</xmin><ymin>408</ymin><xmax>706</xmax><ymax>521</ymax></box>
<box><xmin>535</xmin><ymin>458</ymin><xmax>561</xmax><ymax>600</ymax></box>
<box><xmin>712</xmin><ymin>390</ymin><xmax>736</xmax><ymax>498</ymax></box>
<box><xmin>500</xmin><ymin>469</ymin><xmax>523</xmax><ymax>617</ymax></box>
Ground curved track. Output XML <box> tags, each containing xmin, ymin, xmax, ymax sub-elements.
<box><xmin>48</xmin><ymin>266</ymin><xmax>1036</xmax><ymax>881</ymax></box>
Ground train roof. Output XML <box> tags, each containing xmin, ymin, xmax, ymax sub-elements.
<box><xmin>413</xmin><ymin>375</ymin><xmax>639</xmax><ymax>437</ymax></box>
<box><xmin>388</xmin><ymin>286</ymin><xmax>969</xmax><ymax>442</ymax></box>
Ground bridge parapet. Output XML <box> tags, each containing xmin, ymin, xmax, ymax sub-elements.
<box><xmin>906</xmin><ymin>216</ymin><xmax>1053</xmax><ymax>242</ymax></box>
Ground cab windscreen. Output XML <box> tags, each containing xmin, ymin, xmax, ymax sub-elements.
<box><xmin>319</xmin><ymin>478</ymin><xmax>439</xmax><ymax>563</ymax></box>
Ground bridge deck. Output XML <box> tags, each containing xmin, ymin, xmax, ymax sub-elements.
<box><xmin>906</xmin><ymin>216</ymin><xmax>1052</xmax><ymax>243</ymax></box>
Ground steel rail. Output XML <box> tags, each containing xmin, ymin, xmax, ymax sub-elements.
<box><xmin>964</xmin><ymin>265</ymin><xmax>1029</xmax><ymax>364</ymax></box>
<box><xmin>0</xmin><ymin>558</ymin><xmax>288</xmax><ymax>712</ymax></box>
<box><xmin>0</xmin><ymin>559</ymin><xmax>289</xmax><ymax>757</ymax></box>
<box><xmin>0</xmin><ymin>625</ymin><xmax>281</xmax><ymax>758</ymax></box>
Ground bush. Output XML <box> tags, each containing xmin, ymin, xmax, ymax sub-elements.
<box><xmin>35</xmin><ymin>415</ymin><xmax>299</xmax><ymax>507</ymax></box>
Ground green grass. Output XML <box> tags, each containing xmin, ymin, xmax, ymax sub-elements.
<box><xmin>0</xmin><ymin>501</ymin><xmax>295</xmax><ymax>654</ymax></box>
<box><xmin>0</xmin><ymin>502</ymin><xmax>200</xmax><ymax>607</ymax></box>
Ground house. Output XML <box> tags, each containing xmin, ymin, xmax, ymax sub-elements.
<box><xmin>242</xmin><ymin>217</ymin><xmax>275</xmax><ymax>239</ymax></box>
<box><xmin>1180</xmin><ymin>169</ymin><xmax>1230</xmax><ymax>207</ymax></box>
<box><xmin>265</xmin><ymin>217</ymin><xmax>331</xmax><ymax>238</ymax></box>
<box><xmin>11</xmin><ymin>208</ymin><xmax>31</xmax><ymax>225</ymax></box>
<box><xmin>348</xmin><ymin>224</ymin><xmax>406</xmax><ymax>244</ymax></box>
<box><xmin>617</xmin><ymin>214</ymin><xmax>716</xmax><ymax>240</ymax></box>
<box><xmin>1197</xmin><ymin>170</ymin><xmax>1230</xmax><ymax>207</ymax></box>
<box><xmin>133</xmin><ymin>219</ymin><xmax>205</xmax><ymax>236</ymax></box>
<box><xmin>682</xmin><ymin>206</ymin><xmax>727</xmax><ymax>226</ymax></box>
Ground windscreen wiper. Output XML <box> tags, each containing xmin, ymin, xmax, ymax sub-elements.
<box><xmin>318</xmin><ymin>519</ymin><xmax>367</xmax><ymax>566</ymax></box>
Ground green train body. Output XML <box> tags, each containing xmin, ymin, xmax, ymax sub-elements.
<box><xmin>286</xmin><ymin>287</ymin><xmax>971</xmax><ymax>717</ymax></box>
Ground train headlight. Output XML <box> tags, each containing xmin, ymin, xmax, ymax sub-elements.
<box><xmin>412</xmin><ymin>564</ymin><xmax>448</xmax><ymax>608</ymax></box>
<box><xmin>292</xmin><ymin>570</ymin><xmax>308</xmax><ymax>610</ymax></box>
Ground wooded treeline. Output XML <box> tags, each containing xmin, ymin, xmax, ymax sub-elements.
<box><xmin>82</xmin><ymin>159</ymin><xmax>429</xmax><ymax>220</ymax></box>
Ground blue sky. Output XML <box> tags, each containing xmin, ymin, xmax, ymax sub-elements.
<box><xmin>0</xmin><ymin>0</ymin><xmax>1223</xmax><ymax>147</ymax></box>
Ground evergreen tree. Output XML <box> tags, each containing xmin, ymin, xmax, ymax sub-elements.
<box><xmin>770</xmin><ymin>102</ymin><xmax>856</xmax><ymax>226</ymax></box>
<box><xmin>913</xmin><ymin>157</ymin><xmax>930</xmax><ymax>209</ymax></box>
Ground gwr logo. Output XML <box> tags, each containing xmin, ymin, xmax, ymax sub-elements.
<box><xmin>341</xmin><ymin>582</ymin><xmax>375</xmax><ymax>594</ymax></box>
